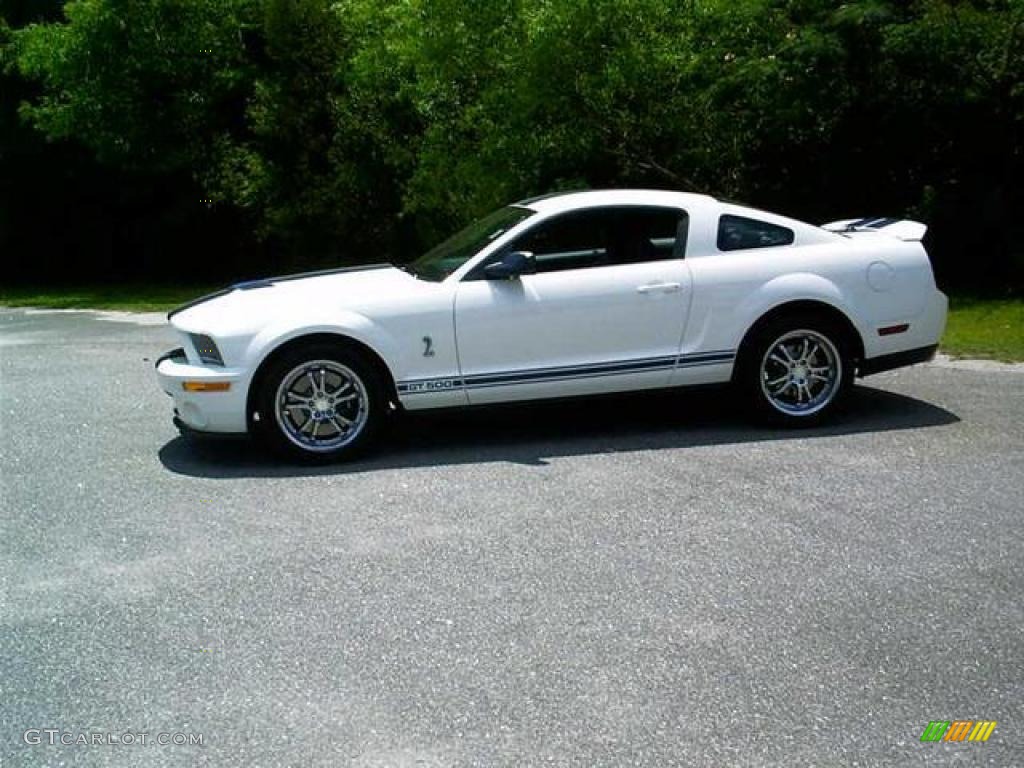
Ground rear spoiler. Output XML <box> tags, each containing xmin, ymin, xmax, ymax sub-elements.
<box><xmin>822</xmin><ymin>217</ymin><xmax>927</xmax><ymax>242</ymax></box>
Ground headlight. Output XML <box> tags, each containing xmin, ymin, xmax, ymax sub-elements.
<box><xmin>189</xmin><ymin>333</ymin><xmax>224</xmax><ymax>366</ymax></box>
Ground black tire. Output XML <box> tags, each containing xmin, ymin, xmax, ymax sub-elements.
<box><xmin>253</xmin><ymin>341</ymin><xmax>386</xmax><ymax>461</ymax></box>
<box><xmin>736</xmin><ymin>313</ymin><xmax>855</xmax><ymax>427</ymax></box>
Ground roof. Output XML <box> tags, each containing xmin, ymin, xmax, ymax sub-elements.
<box><xmin>515</xmin><ymin>189</ymin><xmax>717</xmax><ymax>214</ymax></box>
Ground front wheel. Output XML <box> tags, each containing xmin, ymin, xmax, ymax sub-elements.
<box><xmin>254</xmin><ymin>342</ymin><xmax>385</xmax><ymax>461</ymax></box>
<box><xmin>738</xmin><ymin>317</ymin><xmax>854</xmax><ymax>426</ymax></box>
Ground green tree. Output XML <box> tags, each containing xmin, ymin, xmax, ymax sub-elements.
<box><xmin>6</xmin><ymin>0</ymin><xmax>1023</xmax><ymax>288</ymax></box>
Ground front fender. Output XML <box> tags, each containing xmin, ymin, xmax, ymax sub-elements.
<box><xmin>245</xmin><ymin>310</ymin><xmax>400</xmax><ymax>376</ymax></box>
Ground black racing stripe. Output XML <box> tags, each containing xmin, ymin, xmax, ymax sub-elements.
<box><xmin>167</xmin><ymin>263</ymin><xmax>393</xmax><ymax>320</ymax></box>
<box><xmin>679</xmin><ymin>354</ymin><xmax>737</xmax><ymax>366</ymax></box>
<box><xmin>167</xmin><ymin>288</ymin><xmax>234</xmax><ymax>320</ymax></box>
<box><xmin>398</xmin><ymin>351</ymin><xmax>735</xmax><ymax>393</ymax></box>
<box><xmin>679</xmin><ymin>354</ymin><xmax>737</xmax><ymax>364</ymax></box>
<box><xmin>465</xmin><ymin>363</ymin><xmax>679</xmax><ymax>390</ymax></box>
<box><xmin>400</xmin><ymin>354</ymin><xmax>677</xmax><ymax>389</ymax></box>
<box><xmin>396</xmin><ymin>382</ymin><xmax>463</xmax><ymax>393</ymax></box>
<box><xmin>465</xmin><ymin>353</ymin><xmax>734</xmax><ymax>390</ymax></box>
<box><xmin>265</xmin><ymin>263</ymin><xmax>392</xmax><ymax>285</ymax></box>
<box><xmin>466</xmin><ymin>350</ymin><xmax>735</xmax><ymax>386</ymax></box>
<box><xmin>465</xmin><ymin>356</ymin><xmax>679</xmax><ymax>386</ymax></box>
<box><xmin>865</xmin><ymin>217</ymin><xmax>899</xmax><ymax>229</ymax></box>
<box><xmin>851</xmin><ymin>216</ymin><xmax>899</xmax><ymax>230</ymax></box>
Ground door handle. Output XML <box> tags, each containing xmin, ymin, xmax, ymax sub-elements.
<box><xmin>636</xmin><ymin>282</ymin><xmax>682</xmax><ymax>294</ymax></box>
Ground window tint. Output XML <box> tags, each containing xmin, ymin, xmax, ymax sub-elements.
<box><xmin>409</xmin><ymin>205</ymin><xmax>534</xmax><ymax>281</ymax></box>
<box><xmin>517</xmin><ymin>209</ymin><xmax>612</xmax><ymax>273</ymax></box>
<box><xmin>503</xmin><ymin>207</ymin><xmax>687</xmax><ymax>275</ymax></box>
<box><xmin>717</xmin><ymin>215</ymin><xmax>794</xmax><ymax>252</ymax></box>
<box><xmin>616</xmin><ymin>208</ymin><xmax>687</xmax><ymax>264</ymax></box>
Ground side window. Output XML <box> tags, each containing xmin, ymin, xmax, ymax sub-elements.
<box><xmin>615</xmin><ymin>208</ymin><xmax>688</xmax><ymax>264</ymax></box>
<box><xmin>507</xmin><ymin>206</ymin><xmax>688</xmax><ymax>275</ymax></box>
<box><xmin>515</xmin><ymin>209</ymin><xmax>612</xmax><ymax>274</ymax></box>
<box><xmin>717</xmin><ymin>215</ymin><xmax>794</xmax><ymax>252</ymax></box>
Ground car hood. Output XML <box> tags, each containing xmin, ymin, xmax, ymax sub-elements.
<box><xmin>168</xmin><ymin>264</ymin><xmax>430</xmax><ymax>335</ymax></box>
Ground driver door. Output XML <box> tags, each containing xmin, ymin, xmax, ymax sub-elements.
<box><xmin>453</xmin><ymin>205</ymin><xmax>692</xmax><ymax>405</ymax></box>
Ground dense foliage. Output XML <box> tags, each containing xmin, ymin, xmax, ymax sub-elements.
<box><xmin>2</xmin><ymin>0</ymin><xmax>1022</xmax><ymax>290</ymax></box>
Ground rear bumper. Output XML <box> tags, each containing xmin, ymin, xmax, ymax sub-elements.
<box><xmin>155</xmin><ymin>348</ymin><xmax>249</xmax><ymax>433</ymax></box>
<box><xmin>859</xmin><ymin>287</ymin><xmax>947</xmax><ymax>376</ymax></box>
<box><xmin>859</xmin><ymin>344</ymin><xmax>938</xmax><ymax>377</ymax></box>
<box><xmin>861</xmin><ymin>289</ymin><xmax>947</xmax><ymax>360</ymax></box>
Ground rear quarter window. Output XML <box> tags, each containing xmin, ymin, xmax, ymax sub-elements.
<box><xmin>718</xmin><ymin>215</ymin><xmax>795</xmax><ymax>252</ymax></box>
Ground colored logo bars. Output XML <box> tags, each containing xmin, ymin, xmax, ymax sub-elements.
<box><xmin>920</xmin><ymin>720</ymin><xmax>997</xmax><ymax>743</ymax></box>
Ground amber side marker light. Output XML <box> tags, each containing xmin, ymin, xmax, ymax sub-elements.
<box><xmin>182</xmin><ymin>381</ymin><xmax>231</xmax><ymax>392</ymax></box>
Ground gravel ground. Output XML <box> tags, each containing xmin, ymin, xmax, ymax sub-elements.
<box><xmin>1</xmin><ymin>307</ymin><xmax>1022</xmax><ymax>767</ymax></box>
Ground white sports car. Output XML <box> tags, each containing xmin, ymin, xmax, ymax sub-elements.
<box><xmin>156</xmin><ymin>189</ymin><xmax>947</xmax><ymax>460</ymax></box>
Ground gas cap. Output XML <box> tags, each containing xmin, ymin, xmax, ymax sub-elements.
<box><xmin>867</xmin><ymin>261</ymin><xmax>895</xmax><ymax>292</ymax></box>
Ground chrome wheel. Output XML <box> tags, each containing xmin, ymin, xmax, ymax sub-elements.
<box><xmin>760</xmin><ymin>329</ymin><xmax>842</xmax><ymax>417</ymax></box>
<box><xmin>274</xmin><ymin>359</ymin><xmax>369</xmax><ymax>452</ymax></box>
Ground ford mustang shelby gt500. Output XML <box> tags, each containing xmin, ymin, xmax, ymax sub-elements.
<box><xmin>156</xmin><ymin>189</ymin><xmax>947</xmax><ymax>460</ymax></box>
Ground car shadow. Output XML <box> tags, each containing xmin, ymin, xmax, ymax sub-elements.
<box><xmin>158</xmin><ymin>384</ymin><xmax>960</xmax><ymax>479</ymax></box>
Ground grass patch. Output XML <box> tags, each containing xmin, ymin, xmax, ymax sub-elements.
<box><xmin>943</xmin><ymin>296</ymin><xmax>1024</xmax><ymax>362</ymax></box>
<box><xmin>0</xmin><ymin>283</ymin><xmax>217</xmax><ymax>312</ymax></box>
<box><xmin>2</xmin><ymin>284</ymin><xmax>1021</xmax><ymax>361</ymax></box>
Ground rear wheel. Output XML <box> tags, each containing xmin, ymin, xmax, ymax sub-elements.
<box><xmin>255</xmin><ymin>342</ymin><xmax>384</xmax><ymax>461</ymax></box>
<box><xmin>738</xmin><ymin>315</ymin><xmax>854</xmax><ymax>426</ymax></box>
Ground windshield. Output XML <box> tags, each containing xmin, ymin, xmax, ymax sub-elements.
<box><xmin>405</xmin><ymin>206</ymin><xmax>535</xmax><ymax>281</ymax></box>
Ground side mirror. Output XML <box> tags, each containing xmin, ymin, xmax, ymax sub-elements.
<box><xmin>483</xmin><ymin>251</ymin><xmax>535</xmax><ymax>280</ymax></box>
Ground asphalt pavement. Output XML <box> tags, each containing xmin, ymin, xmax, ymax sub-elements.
<box><xmin>1</xmin><ymin>306</ymin><xmax>1022</xmax><ymax>767</ymax></box>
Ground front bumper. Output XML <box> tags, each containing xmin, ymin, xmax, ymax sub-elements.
<box><xmin>155</xmin><ymin>348</ymin><xmax>249</xmax><ymax>433</ymax></box>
